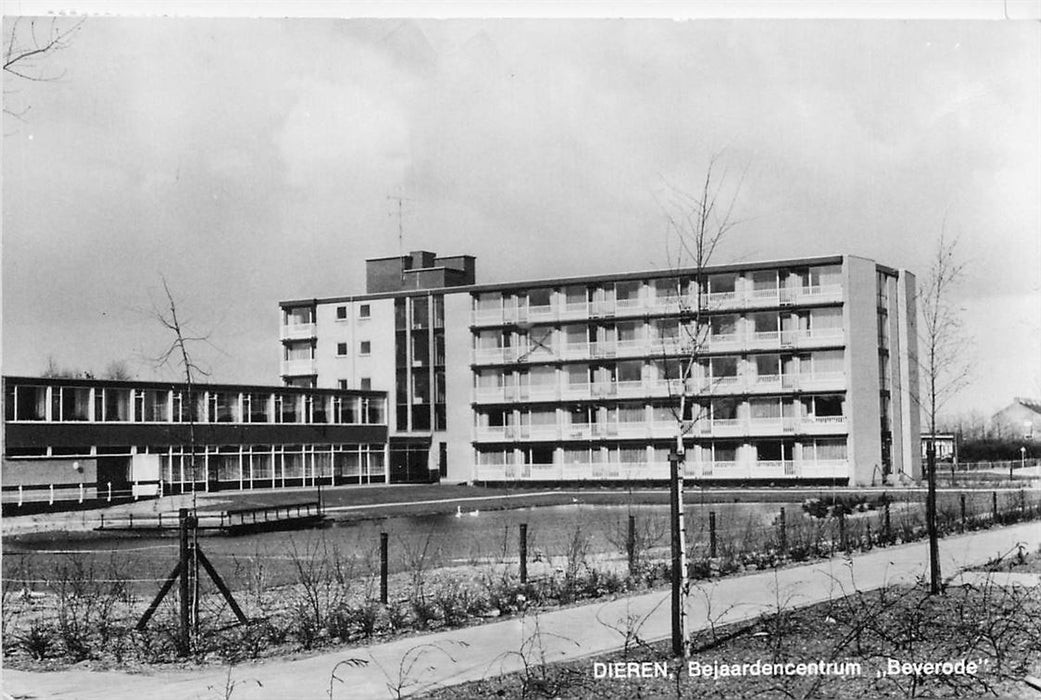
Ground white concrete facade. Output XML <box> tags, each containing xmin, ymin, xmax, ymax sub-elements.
<box><xmin>280</xmin><ymin>253</ymin><xmax>920</xmax><ymax>486</ymax></box>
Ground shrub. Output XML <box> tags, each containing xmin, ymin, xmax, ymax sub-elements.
<box><xmin>410</xmin><ymin>596</ymin><xmax>442</xmax><ymax>630</ymax></box>
<box><xmin>16</xmin><ymin>621</ymin><xmax>55</xmax><ymax>660</ymax></box>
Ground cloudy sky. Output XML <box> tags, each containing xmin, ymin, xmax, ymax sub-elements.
<box><xmin>3</xmin><ymin>10</ymin><xmax>1039</xmax><ymax>418</ymax></box>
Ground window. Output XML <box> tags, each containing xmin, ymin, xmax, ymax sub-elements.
<box><xmin>359</xmin><ymin>304</ymin><xmax>371</xmax><ymax>319</ymax></box>
<box><xmin>337</xmin><ymin>343</ymin><xmax>348</xmax><ymax>356</ymax></box>
<box><xmin>336</xmin><ymin>306</ymin><xmax>347</xmax><ymax>320</ymax></box>
<box><xmin>360</xmin><ymin>378</ymin><xmax>372</xmax><ymax>390</ymax></box>
<box><xmin>360</xmin><ymin>341</ymin><xmax>371</xmax><ymax>355</ymax></box>
<box><xmin>710</xmin><ymin>314</ymin><xmax>738</xmax><ymax>337</ymax></box>
<box><xmin>284</xmin><ymin>341</ymin><xmax>313</xmax><ymax>361</ymax></box>
<box><xmin>9</xmin><ymin>385</ymin><xmax>48</xmax><ymax>421</ymax></box>
<box><xmin>338</xmin><ymin>379</ymin><xmax>349</xmax><ymax>390</ymax></box>
<box><xmin>528</xmin><ymin>288</ymin><xmax>552</xmax><ymax>309</ymax></box>
<box><xmin>708</xmin><ymin>273</ymin><xmax>736</xmax><ymax>294</ymax></box>
<box><xmin>616</xmin><ymin>280</ymin><xmax>640</xmax><ymax>305</ymax></box>
<box><xmin>285</xmin><ymin>306</ymin><xmax>313</xmax><ymax>326</ymax></box>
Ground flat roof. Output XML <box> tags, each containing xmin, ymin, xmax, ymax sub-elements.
<box><xmin>281</xmin><ymin>253</ymin><xmax>893</xmax><ymax>307</ymax></box>
<box><xmin>3</xmin><ymin>375</ymin><xmax>386</xmax><ymax>398</ymax></box>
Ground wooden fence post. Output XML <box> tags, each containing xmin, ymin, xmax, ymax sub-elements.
<box><xmin>778</xmin><ymin>507</ymin><xmax>787</xmax><ymax>553</ymax></box>
<box><xmin>519</xmin><ymin>523</ymin><xmax>528</xmax><ymax>583</ymax></box>
<box><xmin>884</xmin><ymin>501</ymin><xmax>891</xmax><ymax>543</ymax></box>
<box><xmin>709</xmin><ymin>511</ymin><xmax>717</xmax><ymax>559</ymax></box>
<box><xmin>379</xmin><ymin>532</ymin><xmax>389</xmax><ymax>605</ymax></box>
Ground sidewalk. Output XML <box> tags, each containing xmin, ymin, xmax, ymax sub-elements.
<box><xmin>4</xmin><ymin>521</ymin><xmax>1040</xmax><ymax>700</ymax></box>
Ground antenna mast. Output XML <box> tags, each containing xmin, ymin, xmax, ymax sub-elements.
<box><xmin>387</xmin><ymin>194</ymin><xmax>413</xmax><ymax>284</ymax></box>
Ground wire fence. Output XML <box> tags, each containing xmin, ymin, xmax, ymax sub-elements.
<box><xmin>4</xmin><ymin>488</ymin><xmax>1040</xmax><ymax>665</ymax></box>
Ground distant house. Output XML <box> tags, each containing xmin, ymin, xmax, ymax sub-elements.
<box><xmin>991</xmin><ymin>398</ymin><xmax>1041</xmax><ymax>441</ymax></box>
<box><xmin>921</xmin><ymin>433</ymin><xmax>956</xmax><ymax>462</ymax></box>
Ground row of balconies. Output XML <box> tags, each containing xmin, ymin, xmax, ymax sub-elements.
<box><xmin>471</xmin><ymin>328</ymin><xmax>844</xmax><ymax>366</ymax></box>
<box><xmin>471</xmin><ymin>285</ymin><xmax>844</xmax><ymax>327</ymax></box>
<box><xmin>473</xmin><ymin>415</ymin><xmax>847</xmax><ymax>442</ymax></box>
<box><xmin>472</xmin><ymin>372</ymin><xmax>845</xmax><ymax>404</ymax></box>
<box><xmin>474</xmin><ymin>458</ymin><xmax>849</xmax><ymax>481</ymax></box>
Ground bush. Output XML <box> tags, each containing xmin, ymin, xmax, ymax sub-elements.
<box><xmin>410</xmin><ymin>596</ymin><xmax>442</xmax><ymax>630</ymax></box>
<box><xmin>16</xmin><ymin>621</ymin><xmax>55</xmax><ymax>660</ymax></box>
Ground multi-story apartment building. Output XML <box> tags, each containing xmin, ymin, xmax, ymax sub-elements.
<box><xmin>280</xmin><ymin>251</ymin><xmax>920</xmax><ymax>487</ymax></box>
<box><xmin>2</xmin><ymin>376</ymin><xmax>388</xmax><ymax>509</ymax></box>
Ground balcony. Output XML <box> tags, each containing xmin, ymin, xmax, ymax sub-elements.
<box><xmin>780</xmin><ymin>328</ymin><xmax>844</xmax><ymax>349</ymax></box>
<box><xmin>696</xmin><ymin>459</ymin><xmax>849</xmax><ymax>479</ymax></box>
<box><xmin>280</xmin><ymin>323</ymin><xmax>316</xmax><ymax>341</ymax></box>
<box><xmin>475</xmin><ymin>459</ymin><xmax>849</xmax><ymax>482</ymax></box>
<box><xmin>795</xmin><ymin>372</ymin><xmax>845</xmax><ymax>391</ymax></box>
<box><xmin>477</xmin><ymin>461</ymin><xmax>669</xmax><ymax>482</ymax></box>
<box><xmin>474</xmin><ymin>425</ymin><xmax>510</xmax><ymax>441</ymax></box>
<box><xmin>703</xmin><ymin>291</ymin><xmax>741</xmax><ymax>310</ymax></box>
<box><xmin>280</xmin><ymin>359</ymin><xmax>316</xmax><ymax>376</ymax></box>
<box><xmin>796</xmin><ymin>284</ymin><xmax>843</xmax><ymax>304</ymax></box>
<box><xmin>799</xmin><ymin>415</ymin><xmax>848</xmax><ymax>434</ymax></box>
<box><xmin>705</xmin><ymin>333</ymin><xmax>743</xmax><ymax>352</ymax></box>
<box><xmin>472</xmin><ymin>346</ymin><xmax>520</xmax><ymax>365</ymax></box>
<box><xmin>472</xmin><ymin>308</ymin><xmax>504</xmax><ymax>326</ymax></box>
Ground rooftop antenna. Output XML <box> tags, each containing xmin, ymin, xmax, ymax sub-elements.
<box><xmin>387</xmin><ymin>194</ymin><xmax>413</xmax><ymax>285</ymax></box>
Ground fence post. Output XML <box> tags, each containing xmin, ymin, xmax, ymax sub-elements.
<box><xmin>1020</xmin><ymin>489</ymin><xmax>1026</xmax><ymax>514</ymax></box>
<box><xmin>129</xmin><ymin>513</ymin><xmax>133</xmax><ymax>529</ymax></box>
<box><xmin>17</xmin><ymin>485</ymin><xmax>22</xmax><ymax>507</ymax></box>
<box><xmin>839</xmin><ymin>512</ymin><xmax>847</xmax><ymax>552</ymax></box>
<box><xmin>709</xmin><ymin>511</ymin><xmax>717</xmax><ymax>559</ymax></box>
<box><xmin>992</xmin><ymin>491</ymin><xmax>998</xmax><ymax>521</ymax></box>
<box><xmin>519</xmin><ymin>523</ymin><xmax>528</xmax><ymax>583</ymax></box>
<box><xmin>178</xmin><ymin>508</ymin><xmax>191</xmax><ymax>655</ymax></box>
<box><xmin>884</xmin><ymin>501</ymin><xmax>891</xmax><ymax>543</ymax></box>
<box><xmin>48</xmin><ymin>484</ymin><xmax>54</xmax><ymax>506</ymax></box>
<box><xmin>107</xmin><ymin>482</ymin><xmax>112</xmax><ymax>503</ymax></box>
<box><xmin>778</xmin><ymin>507</ymin><xmax>787</xmax><ymax>553</ymax></box>
<box><xmin>865</xmin><ymin>522</ymin><xmax>872</xmax><ymax>550</ymax></box>
<box><xmin>379</xmin><ymin>532</ymin><xmax>389</xmax><ymax>605</ymax></box>
<box><xmin>79</xmin><ymin>484</ymin><xmax>84</xmax><ymax>504</ymax></box>
<box><xmin>960</xmin><ymin>494</ymin><xmax>966</xmax><ymax>531</ymax></box>
<box><xmin>100</xmin><ymin>513</ymin><xmax>105</xmax><ymax>529</ymax></box>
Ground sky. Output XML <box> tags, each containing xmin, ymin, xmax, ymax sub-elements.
<box><xmin>3</xmin><ymin>9</ymin><xmax>1039</xmax><ymax>418</ymax></box>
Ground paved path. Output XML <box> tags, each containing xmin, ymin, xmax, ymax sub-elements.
<box><xmin>4</xmin><ymin>522</ymin><xmax>1040</xmax><ymax>700</ymax></box>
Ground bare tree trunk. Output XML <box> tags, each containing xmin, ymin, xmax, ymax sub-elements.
<box><xmin>661</xmin><ymin>154</ymin><xmax>746</xmax><ymax>656</ymax></box>
<box><xmin>915</xmin><ymin>233</ymin><xmax>970</xmax><ymax>595</ymax></box>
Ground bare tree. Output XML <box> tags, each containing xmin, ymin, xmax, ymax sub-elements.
<box><xmin>914</xmin><ymin>233</ymin><xmax>970</xmax><ymax>595</ymax></box>
<box><xmin>656</xmin><ymin>155</ymin><xmax>746</xmax><ymax>657</ymax></box>
<box><xmin>102</xmin><ymin>360</ymin><xmax>134</xmax><ymax>381</ymax></box>
<box><xmin>660</xmin><ymin>155</ymin><xmax>746</xmax><ymax>442</ymax></box>
<box><xmin>3</xmin><ymin>16</ymin><xmax>84</xmax><ymax>120</ymax></box>
<box><xmin>41</xmin><ymin>355</ymin><xmax>73</xmax><ymax>378</ymax></box>
<box><xmin>153</xmin><ymin>276</ymin><xmax>212</xmax><ymax>508</ymax></box>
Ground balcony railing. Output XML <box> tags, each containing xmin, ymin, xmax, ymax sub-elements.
<box><xmin>476</xmin><ymin>459</ymin><xmax>849</xmax><ymax>481</ymax></box>
<box><xmin>280</xmin><ymin>323</ymin><xmax>316</xmax><ymax>341</ymax></box>
<box><xmin>280</xmin><ymin>359</ymin><xmax>316</xmax><ymax>376</ymax></box>
<box><xmin>470</xmin><ymin>283</ymin><xmax>844</xmax><ymax>327</ymax></box>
